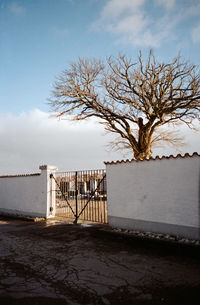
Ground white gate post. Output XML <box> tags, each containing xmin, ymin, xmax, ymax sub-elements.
<box><xmin>39</xmin><ymin>165</ymin><xmax>58</xmax><ymax>218</ymax></box>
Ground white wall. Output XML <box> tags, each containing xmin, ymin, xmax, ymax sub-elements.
<box><xmin>0</xmin><ymin>165</ymin><xmax>57</xmax><ymax>218</ymax></box>
<box><xmin>106</xmin><ymin>154</ymin><xmax>200</xmax><ymax>239</ymax></box>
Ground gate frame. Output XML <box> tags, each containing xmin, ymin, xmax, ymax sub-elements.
<box><xmin>51</xmin><ymin>169</ymin><xmax>107</xmax><ymax>224</ymax></box>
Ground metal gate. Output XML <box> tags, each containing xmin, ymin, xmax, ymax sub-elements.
<box><xmin>51</xmin><ymin>169</ymin><xmax>107</xmax><ymax>224</ymax></box>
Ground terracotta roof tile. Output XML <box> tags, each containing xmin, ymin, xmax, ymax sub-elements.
<box><xmin>104</xmin><ymin>152</ymin><xmax>200</xmax><ymax>165</ymax></box>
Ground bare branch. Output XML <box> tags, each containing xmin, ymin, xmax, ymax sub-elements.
<box><xmin>49</xmin><ymin>52</ymin><xmax>200</xmax><ymax>160</ymax></box>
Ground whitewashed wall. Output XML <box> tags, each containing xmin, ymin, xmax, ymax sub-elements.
<box><xmin>0</xmin><ymin>165</ymin><xmax>57</xmax><ymax>218</ymax></box>
<box><xmin>106</xmin><ymin>154</ymin><xmax>200</xmax><ymax>240</ymax></box>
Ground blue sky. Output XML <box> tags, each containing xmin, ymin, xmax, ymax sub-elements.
<box><xmin>1</xmin><ymin>0</ymin><xmax>200</xmax><ymax>113</ymax></box>
<box><xmin>0</xmin><ymin>0</ymin><xmax>200</xmax><ymax>173</ymax></box>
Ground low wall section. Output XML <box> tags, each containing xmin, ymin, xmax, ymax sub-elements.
<box><xmin>0</xmin><ymin>165</ymin><xmax>57</xmax><ymax>218</ymax></box>
<box><xmin>106</xmin><ymin>153</ymin><xmax>200</xmax><ymax>240</ymax></box>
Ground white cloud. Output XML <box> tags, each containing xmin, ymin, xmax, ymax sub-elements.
<box><xmin>93</xmin><ymin>0</ymin><xmax>178</xmax><ymax>47</ymax></box>
<box><xmin>97</xmin><ymin>0</ymin><xmax>146</xmax><ymax>36</ymax></box>
<box><xmin>9</xmin><ymin>2</ymin><xmax>25</xmax><ymax>16</ymax></box>
<box><xmin>192</xmin><ymin>23</ymin><xmax>200</xmax><ymax>43</ymax></box>
<box><xmin>0</xmin><ymin>109</ymin><xmax>124</xmax><ymax>175</ymax></box>
<box><xmin>101</xmin><ymin>0</ymin><xmax>145</xmax><ymax>20</ymax></box>
<box><xmin>0</xmin><ymin>109</ymin><xmax>199</xmax><ymax>175</ymax></box>
<box><xmin>152</xmin><ymin>120</ymin><xmax>200</xmax><ymax>156</ymax></box>
<box><xmin>93</xmin><ymin>0</ymin><xmax>199</xmax><ymax>47</ymax></box>
<box><xmin>154</xmin><ymin>0</ymin><xmax>175</xmax><ymax>9</ymax></box>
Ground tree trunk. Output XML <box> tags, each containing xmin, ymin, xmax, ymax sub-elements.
<box><xmin>134</xmin><ymin>147</ymin><xmax>152</xmax><ymax>160</ymax></box>
<box><xmin>133</xmin><ymin>118</ymin><xmax>153</xmax><ymax>160</ymax></box>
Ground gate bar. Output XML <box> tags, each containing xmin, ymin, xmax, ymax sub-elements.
<box><xmin>75</xmin><ymin>174</ymin><xmax>106</xmax><ymax>223</ymax></box>
<box><xmin>74</xmin><ymin>171</ymin><xmax>78</xmax><ymax>224</ymax></box>
<box><xmin>50</xmin><ymin>173</ymin><xmax>76</xmax><ymax>217</ymax></box>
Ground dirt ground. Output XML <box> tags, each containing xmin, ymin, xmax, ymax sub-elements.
<box><xmin>0</xmin><ymin>217</ymin><xmax>200</xmax><ymax>305</ymax></box>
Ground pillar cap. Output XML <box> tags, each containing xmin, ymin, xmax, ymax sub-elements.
<box><xmin>39</xmin><ymin>165</ymin><xmax>58</xmax><ymax>171</ymax></box>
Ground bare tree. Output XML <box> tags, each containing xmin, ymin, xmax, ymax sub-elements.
<box><xmin>49</xmin><ymin>51</ymin><xmax>200</xmax><ymax>160</ymax></box>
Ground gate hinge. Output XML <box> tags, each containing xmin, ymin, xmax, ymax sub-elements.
<box><xmin>50</xmin><ymin>173</ymin><xmax>53</xmax><ymax>179</ymax></box>
<box><xmin>50</xmin><ymin>206</ymin><xmax>53</xmax><ymax>212</ymax></box>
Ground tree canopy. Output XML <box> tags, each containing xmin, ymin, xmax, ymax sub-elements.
<box><xmin>50</xmin><ymin>51</ymin><xmax>200</xmax><ymax>160</ymax></box>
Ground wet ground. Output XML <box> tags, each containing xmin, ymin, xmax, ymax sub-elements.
<box><xmin>0</xmin><ymin>217</ymin><xmax>200</xmax><ymax>305</ymax></box>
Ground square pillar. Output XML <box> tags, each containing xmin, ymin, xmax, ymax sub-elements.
<box><xmin>39</xmin><ymin>165</ymin><xmax>58</xmax><ymax>218</ymax></box>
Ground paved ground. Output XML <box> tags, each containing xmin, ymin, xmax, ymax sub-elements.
<box><xmin>0</xmin><ymin>217</ymin><xmax>200</xmax><ymax>305</ymax></box>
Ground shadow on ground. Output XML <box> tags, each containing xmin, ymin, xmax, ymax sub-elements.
<box><xmin>0</xmin><ymin>217</ymin><xmax>200</xmax><ymax>305</ymax></box>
